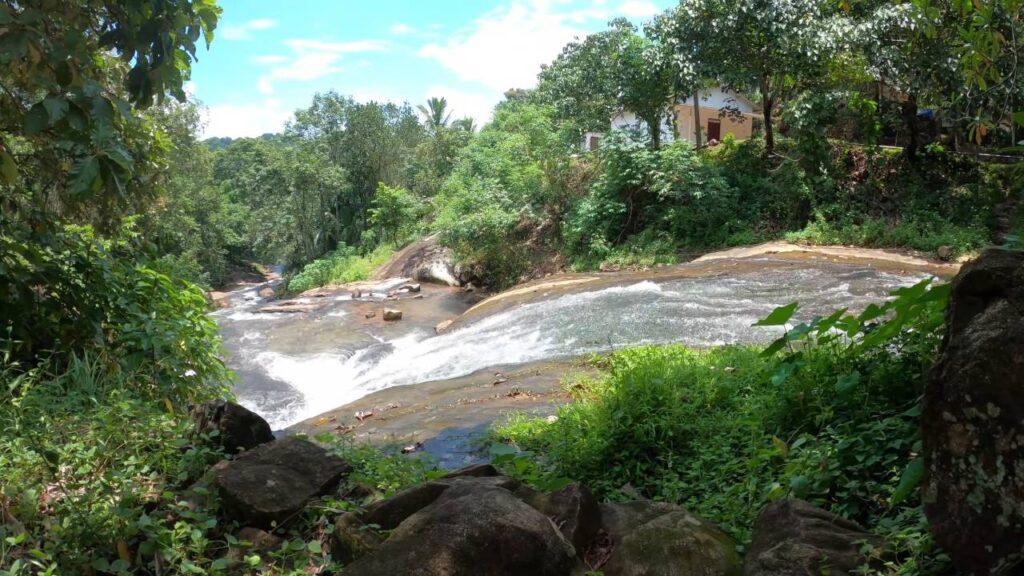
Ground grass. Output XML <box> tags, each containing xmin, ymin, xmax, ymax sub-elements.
<box><xmin>286</xmin><ymin>243</ymin><xmax>396</xmax><ymax>293</ymax></box>
<box><xmin>785</xmin><ymin>213</ymin><xmax>990</xmax><ymax>258</ymax></box>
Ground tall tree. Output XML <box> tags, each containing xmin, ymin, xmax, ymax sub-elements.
<box><xmin>696</xmin><ymin>0</ymin><xmax>842</xmax><ymax>154</ymax></box>
<box><xmin>611</xmin><ymin>20</ymin><xmax>679</xmax><ymax>149</ymax></box>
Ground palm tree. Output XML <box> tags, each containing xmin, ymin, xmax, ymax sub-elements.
<box><xmin>452</xmin><ymin>117</ymin><xmax>477</xmax><ymax>133</ymax></box>
<box><xmin>417</xmin><ymin>97</ymin><xmax>453</xmax><ymax>132</ymax></box>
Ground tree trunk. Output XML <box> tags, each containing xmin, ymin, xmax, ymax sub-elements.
<box><xmin>693</xmin><ymin>88</ymin><xmax>703</xmax><ymax>149</ymax></box>
<box><xmin>901</xmin><ymin>94</ymin><xmax>919</xmax><ymax>161</ymax></box>
<box><xmin>760</xmin><ymin>74</ymin><xmax>775</xmax><ymax>154</ymax></box>
<box><xmin>648</xmin><ymin>113</ymin><xmax>661</xmax><ymax>150</ymax></box>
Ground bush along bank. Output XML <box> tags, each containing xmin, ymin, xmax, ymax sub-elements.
<box><xmin>432</xmin><ymin>108</ymin><xmax>1024</xmax><ymax>289</ymax></box>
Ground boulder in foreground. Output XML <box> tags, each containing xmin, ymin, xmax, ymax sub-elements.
<box><xmin>214</xmin><ymin>437</ymin><xmax>350</xmax><ymax>528</ymax></box>
<box><xmin>601</xmin><ymin>501</ymin><xmax>741</xmax><ymax>576</ymax></box>
<box><xmin>923</xmin><ymin>248</ymin><xmax>1024</xmax><ymax>575</ymax></box>
<box><xmin>343</xmin><ymin>481</ymin><xmax>576</xmax><ymax>576</ymax></box>
<box><xmin>743</xmin><ymin>499</ymin><xmax>886</xmax><ymax>576</ymax></box>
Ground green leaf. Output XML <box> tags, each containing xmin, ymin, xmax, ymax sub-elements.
<box><xmin>1014</xmin><ymin>111</ymin><xmax>1024</xmax><ymax>126</ymax></box>
<box><xmin>70</xmin><ymin>156</ymin><xmax>101</xmax><ymax>198</ymax></box>
<box><xmin>835</xmin><ymin>371</ymin><xmax>861</xmax><ymax>394</ymax></box>
<box><xmin>42</xmin><ymin>96</ymin><xmax>69</xmax><ymax>123</ymax></box>
<box><xmin>760</xmin><ymin>335</ymin><xmax>789</xmax><ymax>357</ymax></box>
<box><xmin>0</xmin><ymin>149</ymin><xmax>17</xmax><ymax>183</ymax></box>
<box><xmin>307</xmin><ymin>540</ymin><xmax>322</xmax><ymax>554</ymax></box>
<box><xmin>755</xmin><ymin>302</ymin><xmax>799</xmax><ymax>326</ymax></box>
<box><xmin>24</xmin><ymin>103</ymin><xmax>49</xmax><ymax>135</ymax></box>
<box><xmin>891</xmin><ymin>458</ymin><xmax>924</xmax><ymax>504</ymax></box>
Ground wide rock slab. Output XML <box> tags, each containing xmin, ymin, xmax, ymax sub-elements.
<box><xmin>214</xmin><ymin>437</ymin><xmax>350</xmax><ymax>528</ymax></box>
<box><xmin>744</xmin><ymin>499</ymin><xmax>886</xmax><ymax>576</ymax></box>
<box><xmin>922</xmin><ymin>248</ymin><xmax>1024</xmax><ymax>575</ymax></box>
<box><xmin>343</xmin><ymin>482</ymin><xmax>576</xmax><ymax>575</ymax></box>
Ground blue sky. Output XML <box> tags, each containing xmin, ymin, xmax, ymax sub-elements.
<box><xmin>189</xmin><ymin>0</ymin><xmax>675</xmax><ymax>137</ymax></box>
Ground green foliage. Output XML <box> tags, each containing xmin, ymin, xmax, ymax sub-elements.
<box><xmin>368</xmin><ymin>183</ymin><xmax>426</xmax><ymax>246</ymax></box>
<box><xmin>497</xmin><ymin>285</ymin><xmax>951</xmax><ymax>572</ymax></box>
<box><xmin>0</xmin><ymin>0</ymin><xmax>220</xmax><ymax>227</ymax></box>
<box><xmin>434</xmin><ymin>101</ymin><xmax>572</xmax><ymax>287</ymax></box>
<box><xmin>286</xmin><ymin>244</ymin><xmax>396</xmax><ymax>294</ymax></box>
<box><xmin>0</xmin><ymin>222</ymin><xmax>229</xmax><ymax>393</ymax></box>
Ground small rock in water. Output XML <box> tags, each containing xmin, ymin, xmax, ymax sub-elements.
<box><xmin>382</xmin><ymin>309</ymin><xmax>402</xmax><ymax>321</ymax></box>
<box><xmin>936</xmin><ymin>245</ymin><xmax>953</xmax><ymax>260</ymax></box>
<box><xmin>351</xmin><ymin>289</ymin><xmax>362</xmax><ymax>299</ymax></box>
<box><xmin>413</xmin><ymin>294</ymin><xmax>424</xmax><ymax>299</ymax></box>
<box><xmin>463</xmin><ymin>283</ymin><xmax>476</xmax><ymax>293</ymax></box>
<box><xmin>354</xmin><ymin>410</ymin><xmax>374</xmax><ymax>421</ymax></box>
<box><xmin>400</xmin><ymin>283</ymin><xmax>421</xmax><ymax>293</ymax></box>
<box><xmin>401</xmin><ymin>442</ymin><xmax>423</xmax><ymax>454</ymax></box>
<box><xmin>257</xmin><ymin>286</ymin><xmax>275</xmax><ymax>298</ymax></box>
<box><xmin>364</xmin><ymin>311</ymin><xmax>376</xmax><ymax>319</ymax></box>
<box><xmin>435</xmin><ymin>319</ymin><xmax>453</xmax><ymax>333</ymax></box>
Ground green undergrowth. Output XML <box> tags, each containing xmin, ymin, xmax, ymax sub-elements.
<box><xmin>286</xmin><ymin>243</ymin><xmax>396</xmax><ymax>294</ymax></box>
<box><xmin>496</xmin><ymin>280</ymin><xmax>953</xmax><ymax>575</ymax></box>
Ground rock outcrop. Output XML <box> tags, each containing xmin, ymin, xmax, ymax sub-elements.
<box><xmin>373</xmin><ymin>235</ymin><xmax>462</xmax><ymax>286</ymax></box>
<box><xmin>214</xmin><ymin>437</ymin><xmax>350</xmax><ymax>528</ymax></box>
<box><xmin>191</xmin><ymin>400</ymin><xmax>274</xmax><ymax>454</ymax></box>
<box><xmin>600</xmin><ymin>501</ymin><xmax>741</xmax><ymax>576</ymax></box>
<box><xmin>922</xmin><ymin>248</ymin><xmax>1024</xmax><ymax>575</ymax></box>
<box><xmin>743</xmin><ymin>499</ymin><xmax>886</xmax><ymax>576</ymax></box>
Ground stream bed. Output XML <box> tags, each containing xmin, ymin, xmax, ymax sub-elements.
<box><xmin>213</xmin><ymin>252</ymin><xmax>938</xmax><ymax>430</ymax></box>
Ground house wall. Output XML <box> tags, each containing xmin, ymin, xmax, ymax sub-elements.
<box><xmin>679</xmin><ymin>87</ymin><xmax>755</xmax><ymax>114</ymax></box>
<box><xmin>674</xmin><ymin>104</ymin><xmax>755</xmax><ymax>144</ymax></box>
<box><xmin>610</xmin><ymin>110</ymin><xmax>676</xmax><ymax>142</ymax></box>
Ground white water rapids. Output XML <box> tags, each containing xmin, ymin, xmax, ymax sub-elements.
<box><xmin>213</xmin><ymin>257</ymin><xmax>929</xmax><ymax>430</ymax></box>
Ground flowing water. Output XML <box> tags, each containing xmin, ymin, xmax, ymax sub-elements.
<box><xmin>213</xmin><ymin>255</ymin><xmax>932</xmax><ymax>430</ymax></box>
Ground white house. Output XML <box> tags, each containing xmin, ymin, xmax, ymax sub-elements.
<box><xmin>583</xmin><ymin>87</ymin><xmax>760</xmax><ymax>150</ymax></box>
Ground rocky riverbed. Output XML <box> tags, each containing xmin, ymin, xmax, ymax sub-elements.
<box><xmin>212</xmin><ymin>242</ymin><xmax>956</xmax><ymax>463</ymax></box>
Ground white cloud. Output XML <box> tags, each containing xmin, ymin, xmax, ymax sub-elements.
<box><xmin>418</xmin><ymin>1</ymin><xmax>592</xmax><ymax>93</ymax></box>
<box><xmin>220</xmin><ymin>18</ymin><xmax>276</xmax><ymax>40</ymax></box>
<box><xmin>202</xmin><ymin>99</ymin><xmax>293</xmax><ymax>138</ymax></box>
<box><xmin>390</xmin><ymin>23</ymin><xmax>413</xmax><ymax>35</ymax></box>
<box><xmin>255</xmin><ymin>38</ymin><xmax>388</xmax><ymax>95</ymax></box>
<box><xmin>252</xmin><ymin>55</ymin><xmax>288</xmax><ymax>65</ymax></box>
<box><xmin>617</xmin><ymin>0</ymin><xmax>660</xmax><ymax>18</ymax></box>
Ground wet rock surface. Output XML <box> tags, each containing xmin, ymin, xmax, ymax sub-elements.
<box><xmin>743</xmin><ymin>499</ymin><xmax>886</xmax><ymax>576</ymax></box>
<box><xmin>213</xmin><ymin>437</ymin><xmax>350</xmax><ymax>528</ymax></box>
<box><xmin>191</xmin><ymin>400</ymin><xmax>274</xmax><ymax>454</ymax></box>
<box><xmin>923</xmin><ymin>248</ymin><xmax>1024</xmax><ymax>575</ymax></box>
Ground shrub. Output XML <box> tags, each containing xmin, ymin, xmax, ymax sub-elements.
<box><xmin>497</xmin><ymin>282</ymin><xmax>951</xmax><ymax>572</ymax></box>
<box><xmin>369</xmin><ymin>183</ymin><xmax>427</xmax><ymax>246</ymax></box>
<box><xmin>286</xmin><ymin>243</ymin><xmax>396</xmax><ymax>293</ymax></box>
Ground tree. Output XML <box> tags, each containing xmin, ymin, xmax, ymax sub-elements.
<box><xmin>537</xmin><ymin>24</ymin><xmax>634</xmax><ymax>141</ymax></box>
<box><xmin>0</xmin><ymin>0</ymin><xmax>221</xmax><ymax>228</ymax></box>
<box><xmin>695</xmin><ymin>0</ymin><xmax>843</xmax><ymax>154</ymax></box>
<box><xmin>611</xmin><ymin>20</ymin><xmax>679</xmax><ymax>150</ymax></box>
<box><xmin>418</xmin><ymin>97</ymin><xmax>453</xmax><ymax>133</ymax></box>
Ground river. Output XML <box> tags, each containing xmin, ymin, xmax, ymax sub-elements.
<box><xmin>212</xmin><ymin>248</ymin><xmax>944</xmax><ymax>431</ymax></box>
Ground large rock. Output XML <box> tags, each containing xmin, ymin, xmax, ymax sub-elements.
<box><xmin>373</xmin><ymin>235</ymin><xmax>462</xmax><ymax>286</ymax></box>
<box><xmin>521</xmin><ymin>482</ymin><xmax>601</xmax><ymax>552</ymax></box>
<box><xmin>601</xmin><ymin>501</ymin><xmax>741</xmax><ymax>576</ymax></box>
<box><xmin>214</xmin><ymin>437</ymin><xmax>350</xmax><ymax>528</ymax></box>
<box><xmin>343</xmin><ymin>482</ymin><xmax>577</xmax><ymax>575</ymax></box>
<box><xmin>744</xmin><ymin>499</ymin><xmax>887</xmax><ymax>576</ymax></box>
<box><xmin>922</xmin><ymin>248</ymin><xmax>1024</xmax><ymax>575</ymax></box>
<box><xmin>191</xmin><ymin>400</ymin><xmax>274</xmax><ymax>454</ymax></box>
